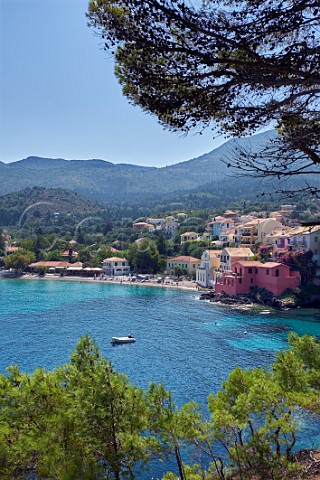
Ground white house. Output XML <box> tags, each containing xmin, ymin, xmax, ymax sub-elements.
<box><xmin>180</xmin><ymin>232</ymin><xmax>200</xmax><ymax>245</ymax></box>
<box><xmin>102</xmin><ymin>257</ymin><xmax>130</xmax><ymax>276</ymax></box>
<box><xmin>196</xmin><ymin>250</ymin><xmax>222</xmax><ymax>288</ymax></box>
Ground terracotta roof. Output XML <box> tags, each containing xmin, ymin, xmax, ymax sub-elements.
<box><xmin>288</xmin><ymin>225</ymin><xmax>320</xmax><ymax>236</ymax></box>
<box><xmin>259</xmin><ymin>262</ymin><xmax>283</xmax><ymax>268</ymax></box>
<box><xmin>133</xmin><ymin>222</ymin><xmax>153</xmax><ymax>226</ymax></box>
<box><xmin>180</xmin><ymin>231</ymin><xmax>198</xmax><ymax>236</ymax></box>
<box><xmin>29</xmin><ymin>261</ymin><xmax>72</xmax><ymax>268</ymax></box>
<box><xmin>6</xmin><ymin>246</ymin><xmax>21</xmax><ymax>252</ymax></box>
<box><xmin>61</xmin><ymin>250</ymin><xmax>78</xmax><ymax>257</ymax></box>
<box><xmin>168</xmin><ymin>256</ymin><xmax>201</xmax><ymax>262</ymax></box>
<box><xmin>223</xmin><ymin>247</ymin><xmax>254</xmax><ymax>257</ymax></box>
<box><xmin>212</xmin><ymin>216</ymin><xmax>225</xmax><ymax>221</ymax></box>
<box><xmin>207</xmin><ymin>250</ymin><xmax>222</xmax><ymax>258</ymax></box>
<box><xmin>103</xmin><ymin>257</ymin><xmax>128</xmax><ymax>262</ymax></box>
<box><xmin>236</xmin><ymin>260</ymin><xmax>282</xmax><ymax>268</ymax></box>
<box><xmin>235</xmin><ymin>260</ymin><xmax>263</xmax><ymax>267</ymax></box>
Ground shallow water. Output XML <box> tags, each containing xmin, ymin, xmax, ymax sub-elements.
<box><xmin>1</xmin><ymin>278</ymin><xmax>320</xmax><ymax>477</ymax></box>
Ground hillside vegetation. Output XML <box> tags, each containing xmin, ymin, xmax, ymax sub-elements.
<box><xmin>2</xmin><ymin>131</ymin><xmax>318</xmax><ymax>207</ymax></box>
<box><xmin>0</xmin><ymin>131</ymin><xmax>288</xmax><ymax>205</ymax></box>
<box><xmin>0</xmin><ymin>187</ymin><xmax>105</xmax><ymax>227</ymax></box>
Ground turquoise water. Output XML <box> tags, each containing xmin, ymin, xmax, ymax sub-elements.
<box><xmin>1</xmin><ymin>278</ymin><xmax>320</xmax><ymax>477</ymax></box>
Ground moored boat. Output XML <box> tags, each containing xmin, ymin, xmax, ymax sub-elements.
<box><xmin>111</xmin><ymin>335</ymin><xmax>136</xmax><ymax>345</ymax></box>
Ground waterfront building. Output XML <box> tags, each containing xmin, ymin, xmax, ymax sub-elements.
<box><xmin>215</xmin><ymin>260</ymin><xmax>301</xmax><ymax>296</ymax></box>
<box><xmin>167</xmin><ymin>255</ymin><xmax>201</xmax><ymax>276</ymax></box>
<box><xmin>196</xmin><ymin>249</ymin><xmax>222</xmax><ymax>288</ymax></box>
<box><xmin>28</xmin><ymin>261</ymin><xmax>82</xmax><ymax>273</ymax></box>
<box><xmin>102</xmin><ymin>257</ymin><xmax>130</xmax><ymax>276</ymax></box>
<box><xmin>219</xmin><ymin>247</ymin><xmax>254</xmax><ymax>272</ymax></box>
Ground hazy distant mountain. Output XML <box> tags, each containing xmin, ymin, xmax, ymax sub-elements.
<box><xmin>0</xmin><ymin>130</ymin><xmax>280</xmax><ymax>204</ymax></box>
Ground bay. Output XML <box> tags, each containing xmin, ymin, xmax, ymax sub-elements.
<box><xmin>1</xmin><ymin>278</ymin><xmax>320</xmax><ymax>477</ymax></box>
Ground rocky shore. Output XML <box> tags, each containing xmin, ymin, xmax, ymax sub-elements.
<box><xmin>200</xmin><ymin>284</ymin><xmax>320</xmax><ymax>310</ymax></box>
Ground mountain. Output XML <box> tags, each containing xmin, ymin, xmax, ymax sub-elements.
<box><xmin>0</xmin><ymin>130</ymin><xmax>281</xmax><ymax>204</ymax></box>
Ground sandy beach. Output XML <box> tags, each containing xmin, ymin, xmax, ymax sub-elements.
<box><xmin>19</xmin><ymin>273</ymin><xmax>199</xmax><ymax>291</ymax></box>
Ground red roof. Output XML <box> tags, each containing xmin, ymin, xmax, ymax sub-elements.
<box><xmin>169</xmin><ymin>256</ymin><xmax>201</xmax><ymax>263</ymax></box>
<box><xmin>29</xmin><ymin>261</ymin><xmax>72</xmax><ymax>268</ymax></box>
<box><xmin>236</xmin><ymin>260</ymin><xmax>282</xmax><ymax>269</ymax></box>
<box><xmin>61</xmin><ymin>250</ymin><xmax>78</xmax><ymax>257</ymax></box>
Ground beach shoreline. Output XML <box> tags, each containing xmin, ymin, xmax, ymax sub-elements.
<box><xmin>18</xmin><ymin>273</ymin><xmax>199</xmax><ymax>291</ymax></box>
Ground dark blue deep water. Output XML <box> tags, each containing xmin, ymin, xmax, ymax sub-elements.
<box><xmin>1</xmin><ymin>278</ymin><xmax>320</xmax><ymax>478</ymax></box>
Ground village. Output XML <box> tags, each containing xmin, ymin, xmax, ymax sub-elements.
<box><xmin>2</xmin><ymin>203</ymin><xmax>320</xmax><ymax>302</ymax></box>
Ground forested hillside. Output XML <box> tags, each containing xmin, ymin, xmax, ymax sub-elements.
<box><xmin>0</xmin><ymin>187</ymin><xmax>105</xmax><ymax>226</ymax></box>
<box><xmin>0</xmin><ymin>131</ymin><xmax>279</xmax><ymax>204</ymax></box>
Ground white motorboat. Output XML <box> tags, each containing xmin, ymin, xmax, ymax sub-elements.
<box><xmin>111</xmin><ymin>336</ymin><xmax>136</xmax><ymax>345</ymax></box>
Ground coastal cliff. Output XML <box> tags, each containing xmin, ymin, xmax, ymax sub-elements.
<box><xmin>200</xmin><ymin>283</ymin><xmax>320</xmax><ymax>310</ymax></box>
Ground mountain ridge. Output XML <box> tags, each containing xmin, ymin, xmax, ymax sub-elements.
<box><xmin>0</xmin><ymin>130</ymin><xmax>279</xmax><ymax>203</ymax></box>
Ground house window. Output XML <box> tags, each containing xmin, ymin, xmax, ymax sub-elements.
<box><xmin>248</xmin><ymin>268</ymin><xmax>252</xmax><ymax>274</ymax></box>
<box><xmin>266</xmin><ymin>269</ymin><xmax>269</xmax><ymax>275</ymax></box>
<box><xmin>239</xmin><ymin>278</ymin><xmax>242</xmax><ymax>284</ymax></box>
<box><xmin>255</xmin><ymin>268</ymin><xmax>258</xmax><ymax>274</ymax></box>
<box><xmin>250</xmin><ymin>278</ymin><xmax>253</xmax><ymax>283</ymax></box>
<box><xmin>276</xmin><ymin>269</ymin><xmax>279</xmax><ymax>277</ymax></box>
<box><xmin>115</xmin><ymin>262</ymin><xmax>118</xmax><ymax>266</ymax></box>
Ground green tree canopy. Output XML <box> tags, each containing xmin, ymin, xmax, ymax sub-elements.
<box><xmin>87</xmin><ymin>0</ymin><xmax>320</xmax><ymax>198</ymax></box>
<box><xmin>4</xmin><ymin>249</ymin><xmax>35</xmax><ymax>271</ymax></box>
<box><xmin>1</xmin><ymin>334</ymin><xmax>320</xmax><ymax>479</ymax></box>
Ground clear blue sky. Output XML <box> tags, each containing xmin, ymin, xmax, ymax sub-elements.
<box><xmin>0</xmin><ymin>0</ymin><xmax>226</xmax><ymax>167</ymax></box>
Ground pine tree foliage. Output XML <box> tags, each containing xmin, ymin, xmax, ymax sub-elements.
<box><xmin>1</xmin><ymin>334</ymin><xmax>320</xmax><ymax>478</ymax></box>
<box><xmin>87</xmin><ymin>0</ymin><xmax>320</xmax><ymax>197</ymax></box>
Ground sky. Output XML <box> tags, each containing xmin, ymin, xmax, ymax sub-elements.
<box><xmin>0</xmin><ymin>0</ymin><xmax>226</xmax><ymax>167</ymax></box>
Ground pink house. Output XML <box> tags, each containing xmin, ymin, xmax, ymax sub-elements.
<box><xmin>215</xmin><ymin>260</ymin><xmax>300</xmax><ymax>296</ymax></box>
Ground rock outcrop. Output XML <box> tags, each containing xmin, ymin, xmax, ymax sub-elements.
<box><xmin>200</xmin><ymin>282</ymin><xmax>320</xmax><ymax>310</ymax></box>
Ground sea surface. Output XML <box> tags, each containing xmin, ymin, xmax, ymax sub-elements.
<box><xmin>1</xmin><ymin>278</ymin><xmax>320</xmax><ymax>478</ymax></box>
